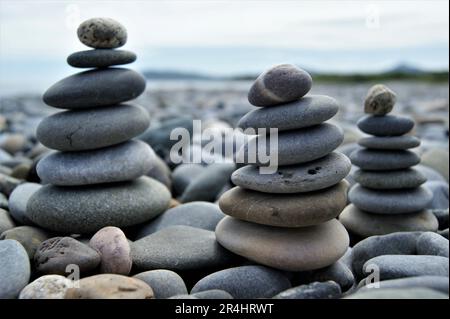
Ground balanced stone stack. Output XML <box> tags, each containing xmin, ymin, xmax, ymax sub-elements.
<box><xmin>340</xmin><ymin>84</ymin><xmax>438</xmax><ymax>238</ymax></box>
<box><xmin>215</xmin><ymin>64</ymin><xmax>351</xmax><ymax>272</ymax></box>
<box><xmin>26</xmin><ymin>18</ymin><xmax>171</xmax><ymax>234</ymax></box>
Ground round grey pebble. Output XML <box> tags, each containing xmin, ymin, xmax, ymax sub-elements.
<box><xmin>273</xmin><ymin>281</ymin><xmax>341</xmax><ymax>299</ymax></box>
<box><xmin>358</xmin><ymin>135</ymin><xmax>420</xmax><ymax>150</ymax></box>
<box><xmin>232</xmin><ymin>152</ymin><xmax>351</xmax><ymax>193</ymax></box>
<box><xmin>416</xmin><ymin>232</ymin><xmax>449</xmax><ymax>257</ymax></box>
<box><xmin>238</xmin><ymin>95</ymin><xmax>338</xmax><ymax>132</ymax></box>
<box><xmin>0</xmin><ymin>239</ymin><xmax>31</xmax><ymax>299</ymax></box>
<box><xmin>350</xmin><ymin>149</ymin><xmax>420</xmax><ymax>170</ymax></box>
<box><xmin>77</xmin><ymin>17</ymin><xmax>127</xmax><ymax>49</ymax></box>
<box><xmin>191</xmin><ymin>265</ymin><xmax>291</xmax><ymax>299</ymax></box>
<box><xmin>364</xmin><ymin>84</ymin><xmax>397</xmax><ymax>115</ymax></box>
<box><xmin>248</xmin><ymin>64</ymin><xmax>312</xmax><ymax>107</ymax></box>
<box><xmin>349</xmin><ymin>185</ymin><xmax>433</xmax><ymax>214</ymax></box>
<box><xmin>43</xmin><ymin>68</ymin><xmax>146</xmax><ymax>109</ymax></box>
<box><xmin>237</xmin><ymin>123</ymin><xmax>344</xmax><ymax>166</ymax></box>
<box><xmin>7</xmin><ymin>182</ymin><xmax>41</xmax><ymax>225</ymax></box>
<box><xmin>37</xmin><ymin>140</ymin><xmax>155</xmax><ymax>186</ymax></box>
<box><xmin>37</xmin><ymin>104</ymin><xmax>150</xmax><ymax>151</ymax></box>
<box><xmin>134</xmin><ymin>270</ymin><xmax>188</xmax><ymax>299</ymax></box>
<box><xmin>357</xmin><ymin>114</ymin><xmax>415</xmax><ymax>136</ymax></box>
<box><xmin>67</xmin><ymin>49</ymin><xmax>136</xmax><ymax>68</ymax></box>
<box><xmin>353</xmin><ymin>168</ymin><xmax>426</xmax><ymax>189</ymax></box>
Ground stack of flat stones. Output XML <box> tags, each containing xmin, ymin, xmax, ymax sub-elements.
<box><xmin>26</xmin><ymin>18</ymin><xmax>171</xmax><ymax>234</ymax></box>
<box><xmin>216</xmin><ymin>64</ymin><xmax>351</xmax><ymax>272</ymax></box>
<box><xmin>340</xmin><ymin>84</ymin><xmax>438</xmax><ymax>238</ymax></box>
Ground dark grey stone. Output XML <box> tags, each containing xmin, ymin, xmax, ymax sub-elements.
<box><xmin>301</xmin><ymin>261</ymin><xmax>355</xmax><ymax>292</ymax></box>
<box><xmin>439</xmin><ymin>228</ymin><xmax>449</xmax><ymax>239</ymax></box>
<box><xmin>350</xmin><ymin>149</ymin><xmax>420</xmax><ymax>170</ymax></box>
<box><xmin>37</xmin><ymin>104</ymin><xmax>149</xmax><ymax>151</ymax></box>
<box><xmin>237</xmin><ymin>123</ymin><xmax>344</xmax><ymax>166</ymax></box>
<box><xmin>0</xmin><ymin>239</ymin><xmax>30</xmax><ymax>299</ymax></box>
<box><xmin>231</xmin><ymin>152</ymin><xmax>351</xmax><ymax>193</ymax></box>
<box><xmin>353</xmin><ymin>168</ymin><xmax>426</xmax><ymax>190</ymax></box>
<box><xmin>357</xmin><ymin>114</ymin><xmax>415</xmax><ymax>136</ymax></box>
<box><xmin>67</xmin><ymin>49</ymin><xmax>136</xmax><ymax>68</ymax></box>
<box><xmin>349</xmin><ymin>185</ymin><xmax>433</xmax><ymax>214</ymax></box>
<box><xmin>77</xmin><ymin>17</ymin><xmax>127</xmax><ymax>49</ymax></box>
<box><xmin>191</xmin><ymin>265</ymin><xmax>291</xmax><ymax>299</ymax></box>
<box><xmin>358</xmin><ymin>276</ymin><xmax>449</xmax><ymax>295</ymax></box>
<box><xmin>424</xmin><ymin>181</ymin><xmax>449</xmax><ymax>210</ymax></box>
<box><xmin>239</xmin><ymin>95</ymin><xmax>338</xmax><ymax>131</ymax></box>
<box><xmin>26</xmin><ymin>176</ymin><xmax>170</xmax><ymax>234</ymax></box>
<box><xmin>273</xmin><ymin>281</ymin><xmax>341</xmax><ymax>299</ymax></box>
<box><xmin>359</xmin><ymin>135</ymin><xmax>420</xmax><ymax>150</ymax></box>
<box><xmin>43</xmin><ymin>68</ymin><xmax>146</xmax><ymax>109</ymax></box>
<box><xmin>133</xmin><ymin>270</ymin><xmax>188</xmax><ymax>299</ymax></box>
<box><xmin>432</xmin><ymin>208</ymin><xmax>449</xmax><ymax>230</ymax></box>
<box><xmin>172</xmin><ymin>164</ymin><xmax>205</xmax><ymax>196</ymax></box>
<box><xmin>132</xmin><ymin>226</ymin><xmax>235</xmax><ymax>271</ymax></box>
<box><xmin>416</xmin><ymin>232</ymin><xmax>449</xmax><ymax>257</ymax></box>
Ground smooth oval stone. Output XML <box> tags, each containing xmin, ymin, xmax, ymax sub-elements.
<box><xmin>237</xmin><ymin>123</ymin><xmax>344</xmax><ymax>166</ymax></box>
<box><xmin>172</xmin><ymin>164</ymin><xmax>206</xmax><ymax>196</ymax></box>
<box><xmin>238</xmin><ymin>95</ymin><xmax>338</xmax><ymax>132</ymax></box>
<box><xmin>232</xmin><ymin>152</ymin><xmax>351</xmax><ymax>193</ymax></box>
<box><xmin>273</xmin><ymin>281</ymin><xmax>341</xmax><ymax>299</ymax></box>
<box><xmin>350</xmin><ymin>149</ymin><xmax>420</xmax><ymax>171</ymax></box>
<box><xmin>364</xmin><ymin>84</ymin><xmax>397</xmax><ymax>115</ymax></box>
<box><xmin>135</xmin><ymin>202</ymin><xmax>225</xmax><ymax>239</ymax></box>
<box><xmin>132</xmin><ymin>225</ymin><xmax>235</xmax><ymax>271</ymax></box>
<box><xmin>0</xmin><ymin>240</ymin><xmax>30</xmax><ymax>299</ymax></box>
<box><xmin>35</xmin><ymin>237</ymin><xmax>101</xmax><ymax>275</ymax></box>
<box><xmin>358</xmin><ymin>276</ymin><xmax>449</xmax><ymax>295</ymax></box>
<box><xmin>65</xmin><ymin>274</ymin><xmax>154</xmax><ymax>299</ymax></box>
<box><xmin>37</xmin><ymin>140</ymin><xmax>154</xmax><ymax>186</ymax></box>
<box><xmin>19</xmin><ymin>275</ymin><xmax>74</xmax><ymax>299</ymax></box>
<box><xmin>43</xmin><ymin>68</ymin><xmax>146</xmax><ymax>109</ymax></box>
<box><xmin>67</xmin><ymin>49</ymin><xmax>136</xmax><ymax>68</ymax></box>
<box><xmin>134</xmin><ymin>270</ymin><xmax>188</xmax><ymax>299</ymax></box>
<box><xmin>340</xmin><ymin>205</ymin><xmax>438</xmax><ymax>239</ymax></box>
<box><xmin>363</xmin><ymin>255</ymin><xmax>449</xmax><ymax>280</ymax></box>
<box><xmin>191</xmin><ymin>265</ymin><xmax>291</xmax><ymax>299</ymax></box>
<box><xmin>349</xmin><ymin>185</ymin><xmax>433</xmax><ymax>214</ymax></box>
<box><xmin>425</xmin><ymin>181</ymin><xmax>449</xmax><ymax>210</ymax></box>
<box><xmin>89</xmin><ymin>227</ymin><xmax>132</xmax><ymax>275</ymax></box>
<box><xmin>248</xmin><ymin>64</ymin><xmax>312</xmax><ymax>107</ymax></box>
<box><xmin>346</xmin><ymin>287</ymin><xmax>448</xmax><ymax>299</ymax></box>
<box><xmin>0</xmin><ymin>209</ymin><xmax>15</xmax><ymax>234</ymax></box>
<box><xmin>37</xmin><ymin>104</ymin><xmax>150</xmax><ymax>151</ymax></box>
<box><xmin>357</xmin><ymin>114</ymin><xmax>415</xmax><ymax>136</ymax></box>
<box><xmin>27</xmin><ymin>176</ymin><xmax>170</xmax><ymax>234</ymax></box>
<box><xmin>0</xmin><ymin>226</ymin><xmax>49</xmax><ymax>259</ymax></box>
<box><xmin>191</xmin><ymin>290</ymin><xmax>234</xmax><ymax>299</ymax></box>
<box><xmin>416</xmin><ymin>232</ymin><xmax>449</xmax><ymax>257</ymax></box>
<box><xmin>216</xmin><ymin>217</ymin><xmax>349</xmax><ymax>271</ymax></box>
<box><xmin>359</xmin><ymin>135</ymin><xmax>420</xmax><ymax>150</ymax></box>
<box><xmin>353</xmin><ymin>168</ymin><xmax>426</xmax><ymax>189</ymax></box>
<box><xmin>7</xmin><ymin>182</ymin><xmax>41</xmax><ymax>225</ymax></box>
<box><xmin>219</xmin><ymin>182</ymin><xmax>348</xmax><ymax>227</ymax></box>
<box><xmin>77</xmin><ymin>18</ymin><xmax>127</xmax><ymax>49</ymax></box>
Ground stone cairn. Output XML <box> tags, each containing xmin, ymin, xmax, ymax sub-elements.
<box><xmin>340</xmin><ymin>84</ymin><xmax>438</xmax><ymax>238</ymax></box>
<box><xmin>215</xmin><ymin>64</ymin><xmax>351</xmax><ymax>272</ymax></box>
<box><xmin>26</xmin><ymin>18</ymin><xmax>171</xmax><ymax>234</ymax></box>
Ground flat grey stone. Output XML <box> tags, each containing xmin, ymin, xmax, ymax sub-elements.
<box><xmin>133</xmin><ymin>270</ymin><xmax>188</xmax><ymax>299</ymax></box>
<box><xmin>0</xmin><ymin>239</ymin><xmax>30</xmax><ymax>299</ymax></box>
<box><xmin>340</xmin><ymin>205</ymin><xmax>438</xmax><ymax>240</ymax></box>
<box><xmin>359</xmin><ymin>135</ymin><xmax>420</xmax><ymax>150</ymax></box>
<box><xmin>273</xmin><ymin>281</ymin><xmax>341</xmax><ymax>299</ymax></box>
<box><xmin>353</xmin><ymin>168</ymin><xmax>426</xmax><ymax>189</ymax></box>
<box><xmin>77</xmin><ymin>18</ymin><xmax>127</xmax><ymax>49</ymax></box>
<box><xmin>238</xmin><ymin>95</ymin><xmax>338</xmax><ymax>131</ymax></box>
<box><xmin>37</xmin><ymin>140</ymin><xmax>154</xmax><ymax>186</ymax></box>
<box><xmin>346</xmin><ymin>287</ymin><xmax>448</xmax><ymax>299</ymax></box>
<box><xmin>37</xmin><ymin>104</ymin><xmax>149</xmax><ymax>151</ymax></box>
<box><xmin>26</xmin><ymin>176</ymin><xmax>170</xmax><ymax>234</ymax></box>
<box><xmin>349</xmin><ymin>185</ymin><xmax>433</xmax><ymax>214</ymax></box>
<box><xmin>131</xmin><ymin>225</ymin><xmax>235</xmax><ymax>271</ymax></box>
<box><xmin>135</xmin><ymin>201</ymin><xmax>225</xmax><ymax>239</ymax></box>
<box><xmin>358</xmin><ymin>276</ymin><xmax>449</xmax><ymax>295</ymax></box>
<box><xmin>357</xmin><ymin>114</ymin><xmax>415</xmax><ymax>136</ymax></box>
<box><xmin>237</xmin><ymin>123</ymin><xmax>344</xmax><ymax>166</ymax></box>
<box><xmin>43</xmin><ymin>68</ymin><xmax>146</xmax><ymax>109</ymax></box>
<box><xmin>67</xmin><ymin>49</ymin><xmax>136</xmax><ymax>68</ymax></box>
<box><xmin>7</xmin><ymin>183</ymin><xmax>41</xmax><ymax>225</ymax></box>
<box><xmin>232</xmin><ymin>152</ymin><xmax>350</xmax><ymax>193</ymax></box>
<box><xmin>416</xmin><ymin>232</ymin><xmax>449</xmax><ymax>257</ymax></box>
<box><xmin>364</xmin><ymin>84</ymin><xmax>397</xmax><ymax>115</ymax></box>
<box><xmin>350</xmin><ymin>149</ymin><xmax>420</xmax><ymax>170</ymax></box>
<box><xmin>191</xmin><ymin>265</ymin><xmax>291</xmax><ymax>299</ymax></box>
<box><xmin>248</xmin><ymin>64</ymin><xmax>312</xmax><ymax>107</ymax></box>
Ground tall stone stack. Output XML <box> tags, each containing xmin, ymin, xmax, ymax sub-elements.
<box><xmin>340</xmin><ymin>84</ymin><xmax>438</xmax><ymax>238</ymax></box>
<box><xmin>215</xmin><ymin>64</ymin><xmax>351</xmax><ymax>272</ymax></box>
<box><xmin>26</xmin><ymin>18</ymin><xmax>171</xmax><ymax>234</ymax></box>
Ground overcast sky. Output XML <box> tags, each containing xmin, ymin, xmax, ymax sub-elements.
<box><xmin>0</xmin><ymin>0</ymin><xmax>448</xmax><ymax>94</ymax></box>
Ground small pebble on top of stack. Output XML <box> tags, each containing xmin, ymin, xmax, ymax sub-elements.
<box><xmin>26</xmin><ymin>17</ymin><xmax>171</xmax><ymax>234</ymax></box>
<box><xmin>340</xmin><ymin>84</ymin><xmax>438</xmax><ymax>238</ymax></box>
<box><xmin>216</xmin><ymin>64</ymin><xmax>351</xmax><ymax>272</ymax></box>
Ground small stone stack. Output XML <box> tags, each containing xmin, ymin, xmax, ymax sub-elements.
<box><xmin>26</xmin><ymin>18</ymin><xmax>171</xmax><ymax>234</ymax></box>
<box><xmin>215</xmin><ymin>64</ymin><xmax>351</xmax><ymax>272</ymax></box>
<box><xmin>340</xmin><ymin>84</ymin><xmax>438</xmax><ymax>238</ymax></box>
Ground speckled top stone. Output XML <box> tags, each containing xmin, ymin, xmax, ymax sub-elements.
<box><xmin>77</xmin><ymin>18</ymin><xmax>127</xmax><ymax>49</ymax></box>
